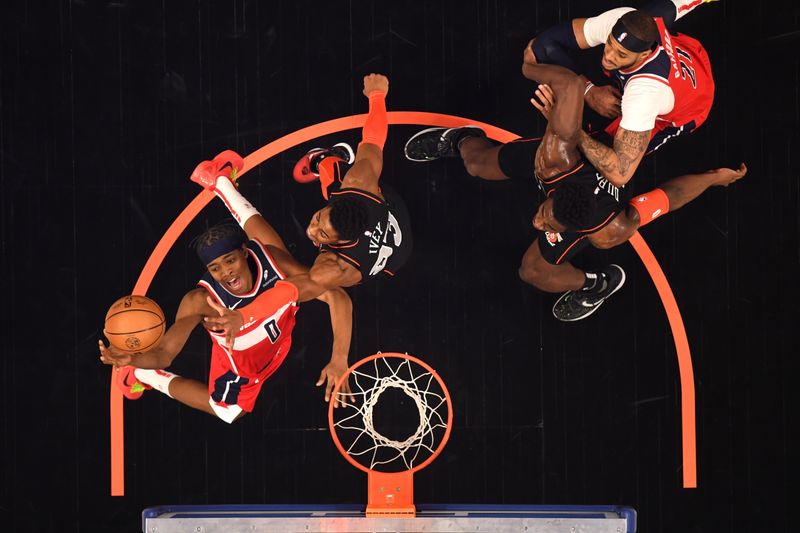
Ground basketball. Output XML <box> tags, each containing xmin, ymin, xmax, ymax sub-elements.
<box><xmin>104</xmin><ymin>295</ymin><xmax>166</xmax><ymax>353</ymax></box>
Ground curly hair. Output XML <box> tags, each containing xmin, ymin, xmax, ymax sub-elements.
<box><xmin>328</xmin><ymin>197</ymin><xmax>369</xmax><ymax>242</ymax></box>
<box><xmin>552</xmin><ymin>183</ymin><xmax>598</xmax><ymax>231</ymax></box>
<box><xmin>620</xmin><ymin>10</ymin><xmax>659</xmax><ymax>45</ymax></box>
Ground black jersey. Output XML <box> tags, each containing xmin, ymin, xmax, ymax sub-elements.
<box><xmin>535</xmin><ymin>159</ymin><xmax>629</xmax><ymax>234</ymax></box>
<box><xmin>534</xmin><ymin>160</ymin><xmax>631</xmax><ymax>265</ymax></box>
<box><xmin>321</xmin><ymin>184</ymin><xmax>413</xmax><ymax>280</ymax></box>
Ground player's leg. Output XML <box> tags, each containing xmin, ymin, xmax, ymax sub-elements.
<box><xmin>116</xmin><ymin>366</ymin><xmax>216</xmax><ymax>416</ymax></box>
<box><xmin>192</xmin><ymin>150</ymin><xmax>289</xmax><ymax>252</ymax></box>
<box><xmin>459</xmin><ymin>137</ymin><xmax>509</xmax><ymax>181</ymax></box>
<box><xmin>518</xmin><ymin>237</ymin><xmax>585</xmax><ymax>292</ymax></box>
<box><xmin>293</xmin><ymin>143</ymin><xmax>355</xmax><ymax>200</ymax></box>
<box><xmin>641</xmin><ymin>0</ymin><xmax>717</xmax><ymax>29</ymax></box>
<box><xmin>519</xmin><ymin>232</ymin><xmax>626</xmax><ymax>321</ymax></box>
<box><xmin>404</xmin><ymin>125</ymin><xmax>520</xmax><ymax>181</ymax></box>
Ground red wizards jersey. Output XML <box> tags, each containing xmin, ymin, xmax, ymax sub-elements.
<box><xmin>197</xmin><ymin>239</ymin><xmax>298</xmax><ymax>379</ymax></box>
<box><xmin>606</xmin><ymin>17</ymin><xmax>715</xmax><ymax>137</ymax></box>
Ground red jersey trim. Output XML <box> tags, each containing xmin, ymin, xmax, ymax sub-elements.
<box><xmin>334</xmin><ymin>252</ymin><xmax>361</xmax><ymax>268</ymax></box>
<box><xmin>331</xmin><ymin>188</ymin><xmax>383</xmax><ymax>204</ymax></box>
<box><xmin>626</xmin><ymin>73</ymin><xmax>671</xmax><ymax>87</ymax></box>
<box><xmin>555</xmin><ymin>236</ymin><xmax>588</xmax><ymax>265</ymax></box>
<box><xmin>537</xmin><ymin>162</ymin><xmax>586</xmax><ymax>185</ymax></box>
<box><xmin>577</xmin><ymin>210</ymin><xmax>619</xmax><ymax>234</ymax></box>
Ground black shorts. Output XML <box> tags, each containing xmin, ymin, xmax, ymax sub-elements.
<box><xmin>537</xmin><ymin>230</ymin><xmax>594</xmax><ymax>266</ymax></box>
<box><xmin>497</xmin><ymin>137</ymin><xmax>542</xmax><ymax>180</ymax></box>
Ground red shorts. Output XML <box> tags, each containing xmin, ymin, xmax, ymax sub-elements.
<box><xmin>207</xmin><ymin>335</ymin><xmax>293</xmax><ymax>413</ymax></box>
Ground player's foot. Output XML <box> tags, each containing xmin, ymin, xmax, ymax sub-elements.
<box><xmin>292</xmin><ymin>143</ymin><xmax>354</xmax><ymax>183</ymax></box>
<box><xmin>404</xmin><ymin>126</ymin><xmax>487</xmax><ymax>162</ymax></box>
<box><xmin>191</xmin><ymin>150</ymin><xmax>244</xmax><ymax>190</ymax></box>
<box><xmin>115</xmin><ymin>366</ymin><xmax>152</xmax><ymax>400</ymax></box>
<box><xmin>552</xmin><ymin>264</ymin><xmax>626</xmax><ymax>322</ymax></box>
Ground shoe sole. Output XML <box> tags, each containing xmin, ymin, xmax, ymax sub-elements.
<box><xmin>332</xmin><ymin>142</ymin><xmax>355</xmax><ymax>164</ymax></box>
<box><xmin>551</xmin><ymin>264</ymin><xmax>626</xmax><ymax>322</ymax></box>
<box><xmin>404</xmin><ymin>127</ymin><xmax>447</xmax><ymax>162</ymax></box>
<box><xmin>118</xmin><ymin>367</ymin><xmax>144</xmax><ymax>400</ymax></box>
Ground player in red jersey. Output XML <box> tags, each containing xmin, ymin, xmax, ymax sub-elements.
<box><xmin>199</xmin><ymin>74</ymin><xmax>414</xmax><ymax>340</ymax></box>
<box><xmin>99</xmin><ymin>153</ymin><xmax>354</xmax><ymax>422</ymax></box>
<box><xmin>527</xmin><ymin>0</ymin><xmax>717</xmax><ymax>187</ymax></box>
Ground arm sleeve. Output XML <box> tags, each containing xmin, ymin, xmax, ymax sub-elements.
<box><xmin>582</xmin><ymin>7</ymin><xmax>636</xmax><ymax>47</ymax></box>
<box><xmin>360</xmin><ymin>91</ymin><xmax>387</xmax><ymax>149</ymax></box>
<box><xmin>618</xmin><ymin>77</ymin><xmax>675</xmax><ymax>132</ymax></box>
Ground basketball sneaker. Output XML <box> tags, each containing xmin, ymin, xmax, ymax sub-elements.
<box><xmin>292</xmin><ymin>142</ymin><xmax>355</xmax><ymax>183</ymax></box>
<box><xmin>552</xmin><ymin>264</ymin><xmax>626</xmax><ymax>322</ymax></box>
<box><xmin>404</xmin><ymin>126</ymin><xmax>486</xmax><ymax>162</ymax></box>
<box><xmin>191</xmin><ymin>150</ymin><xmax>245</xmax><ymax>190</ymax></box>
<box><xmin>116</xmin><ymin>366</ymin><xmax>151</xmax><ymax>400</ymax></box>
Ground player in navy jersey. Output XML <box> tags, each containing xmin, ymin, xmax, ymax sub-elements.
<box><xmin>199</xmin><ymin>73</ymin><xmax>414</xmax><ymax>342</ymax></box>
<box><xmin>99</xmin><ymin>158</ymin><xmax>354</xmax><ymax>422</ymax></box>
<box><xmin>527</xmin><ymin>0</ymin><xmax>716</xmax><ymax>187</ymax></box>
<box><xmin>405</xmin><ymin>61</ymin><xmax>744</xmax><ymax>321</ymax></box>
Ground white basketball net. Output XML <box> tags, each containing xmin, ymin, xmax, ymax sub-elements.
<box><xmin>333</xmin><ymin>355</ymin><xmax>450</xmax><ymax>471</ymax></box>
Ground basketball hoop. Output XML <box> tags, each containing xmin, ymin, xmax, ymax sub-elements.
<box><xmin>328</xmin><ymin>352</ymin><xmax>453</xmax><ymax>518</ymax></box>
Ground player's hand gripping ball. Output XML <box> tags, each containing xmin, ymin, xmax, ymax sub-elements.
<box><xmin>104</xmin><ymin>295</ymin><xmax>166</xmax><ymax>353</ymax></box>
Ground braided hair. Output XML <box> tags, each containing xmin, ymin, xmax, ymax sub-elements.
<box><xmin>191</xmin><ymin>221</ymin><xmax>245</xmax><ymax>264</ymax></box>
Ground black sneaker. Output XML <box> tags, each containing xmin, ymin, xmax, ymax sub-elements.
<box><xmin>404</xmin><ymin>126</ymin><xmax>486</xmax><ymax>162</ymax></box>
<box><xmin>552</xmin><ymin>264</ymin><xmax>626</xmax><ymax>322</ymax></box>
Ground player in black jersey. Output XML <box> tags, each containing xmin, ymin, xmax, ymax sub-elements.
<box><xmin>197</xmin><ymin>74</ymin><xmax>413</xmax><ymax>341</ymax></box>
<box><xmin>291</xmin><ymin>73</ymin><xmax>413</xmax><ymax>289</ymax></box>
<box><xmin>405</xmin><ymin>63</ymin><xmax>745</xmax><ymax>321</ymax></box>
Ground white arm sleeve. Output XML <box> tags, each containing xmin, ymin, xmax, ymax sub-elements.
<box><xmin>582</xmin><ymin>7</ymin><xmax>636</xmax><ymax>47</ymax></box>
<box><xmin>619</xmin><ymin>78</ymin><xmax>675</xmax><ymax>132</ymax></box>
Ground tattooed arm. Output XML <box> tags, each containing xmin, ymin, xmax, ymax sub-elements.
<box><xmin>577</xmin><ymin>127</ymin><xmax>650</xmax><ymax>187</ymax></box>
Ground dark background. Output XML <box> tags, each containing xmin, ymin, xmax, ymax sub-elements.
<box><xmin>1</xmin><ymin>1</ymin><xmax>797</xmax><ymax>532</ymax></box>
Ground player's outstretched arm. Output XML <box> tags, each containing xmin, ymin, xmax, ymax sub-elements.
<box><xmin>658</xmin><ymin>163</ymin><xmax>748</xmax><ymax>211</ymax></box>
<box><xmin>313</xmin><ymin>287</ymin><xmax>354</xmax><ymax>407</ymax></box>
<box><xmin>591</xmin><ymin>163</ymin><xmax>748</xmax><ymax>248</ymax></box>
<box><xmin>99</xmin><ymin>289</ymin><xmax>208</xmax><ymax>370</ymax></box>
<box><xmin>340</xmin><ymin>74</ymin><xmax>389</xmax><ymax>196</ymax></box>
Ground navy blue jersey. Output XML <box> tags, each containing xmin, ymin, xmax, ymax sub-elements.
<box><xmin>198</xmin><ymin>239</ymin><xmax>286</xmax><ymax>309</ymax></box>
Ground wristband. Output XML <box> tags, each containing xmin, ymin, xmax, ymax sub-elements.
<box><xmin>584</xmin><ymin>82</ymin><xmax>595</xmax><ymax>96</ymax></box>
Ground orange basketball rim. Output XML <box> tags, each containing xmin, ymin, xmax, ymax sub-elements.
<box><xmin>328</xmin><ymin>352</ymin><xmax>453</xmax><ymax>517</ymax></box>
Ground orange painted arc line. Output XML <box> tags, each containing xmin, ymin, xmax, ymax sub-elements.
<box><xmin>628</xmin><ymin>232</ymin><xmax>697</xmax><ymax>488</ymax></box>
<box><xmin>111</xmin><ymin>111</ymin><xmax>695</xmax><ymax>495</ymax></box>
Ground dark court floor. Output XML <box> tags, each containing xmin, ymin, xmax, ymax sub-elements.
<box><xmin>1</xmin><ymin>1</ymin><xmax>797</xmax><ymax>532</ymax></box>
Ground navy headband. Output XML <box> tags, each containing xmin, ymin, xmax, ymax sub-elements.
<box><xmin>197</xmin><ymin>233</ymin><xmax>244</xmax><ymax>265</ymax></box>
<box><xmin>610</xmin><ymin>19</ymin><xmax>654</xmax><ymax>53</ymax></box>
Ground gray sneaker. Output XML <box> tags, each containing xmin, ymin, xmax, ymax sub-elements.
<box><xmin>404</xmin><ymin>126</ymin><xmax>486</xmax><ymax>162</ymax></box>
<box><xmin>552</xmin><ymin>264</ymin><xmax>626</xmax><ymax>322</ymax></box>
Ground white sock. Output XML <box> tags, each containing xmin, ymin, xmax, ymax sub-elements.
<box><xmin>134</xmin><ymin>368</ymin><xmax>177</xmax><ymax>398</ymax></box>
<box><xmin>672</xmin><ymin>0</ymin><xmax>708</xmax><ymax>22</ymax></box>
<box><xmin>214</xmin><ymin>176</ymin><xmax>261</xmax><ymax>229</ymax></box>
